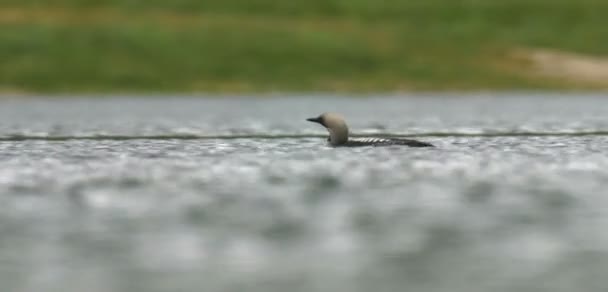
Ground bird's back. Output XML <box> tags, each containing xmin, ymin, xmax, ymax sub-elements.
<box><xmin>343</xmin><ymin>137</ymin><xmax>434</xmax><ymax>147</ymax></box>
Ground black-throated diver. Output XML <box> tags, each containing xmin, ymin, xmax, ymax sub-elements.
<box><xmin>306</xmin><ymin>112</ymin><xmax>434</xmax><ymax>147</ymax></box>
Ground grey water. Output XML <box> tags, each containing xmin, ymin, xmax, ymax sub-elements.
<box><xmin>1</xmin><ymin>94</ymin><xmax>608</xmax><ymax>292</ymax></box>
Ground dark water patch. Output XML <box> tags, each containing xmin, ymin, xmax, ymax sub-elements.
<box><xmin>2</xmin><ymin>130</ymin><xmax>608</xmax><ymax>142</ymax></box>
<box><xmin>463</xmin><ymin>181</ymin><xmax>496</xmax><ymax>203</ymax></box>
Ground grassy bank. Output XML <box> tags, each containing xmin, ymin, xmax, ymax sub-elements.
<box><xmin>1</xmin><ymin>0</ymin><xmax>607</xmax><ymax>93</ymax></box>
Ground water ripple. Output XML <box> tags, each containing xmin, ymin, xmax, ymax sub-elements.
<box><xmin>1</xmin><ymin>96</ymin><xmax>608</xmax><ymax>292</ymax></box>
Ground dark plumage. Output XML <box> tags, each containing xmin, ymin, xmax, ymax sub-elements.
<box><xmin>306</xmin><ymin>112</ymin><xmax>434</xmax><ymax>148</ymax></box>
<box><xmin>345</xmin><ymin>138</ymin><xmax>434</xmax><ymax>147</ymax></box>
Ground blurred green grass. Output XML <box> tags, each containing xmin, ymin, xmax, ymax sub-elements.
<box><xmin>1</xmin><ymin>0</ymin><xmax>607</xmax><ymax>93</ymax></box>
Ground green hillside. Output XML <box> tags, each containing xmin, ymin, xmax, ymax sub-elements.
<box><xmin>1</xmin><ymin>0</ymin><xmax>607</xmax><ymax>93</ymax></box>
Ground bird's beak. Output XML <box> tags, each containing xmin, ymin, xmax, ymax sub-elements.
<box><xmin>306</xmin><ymin>117</ymin><xmax>322</xmax><ymax>124</ymax></box>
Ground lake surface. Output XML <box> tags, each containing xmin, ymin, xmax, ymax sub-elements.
<box><xmin>1</xmin><ymin>94</ymin><xmax>607</xmax><ymax>292</ymax></box>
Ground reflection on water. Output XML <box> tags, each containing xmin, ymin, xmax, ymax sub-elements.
<box><xmin>0</xmin><ymin>94</ymin><xmax>607</xmax><ymax>292</ymax></box>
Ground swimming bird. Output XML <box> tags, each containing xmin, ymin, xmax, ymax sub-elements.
<box><xmin>306</xmin><ymin>112</ymin><xmax>434</xmax><ymax>147</ymax></box>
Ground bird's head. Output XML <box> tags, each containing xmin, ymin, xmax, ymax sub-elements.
<box><xmin>306</xmin><ymin>112</ymin><xmax>349</xmax><ymax>145</ymax></box>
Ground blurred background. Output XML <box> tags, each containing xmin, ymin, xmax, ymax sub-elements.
<box><xmin>2</xmin><ymin>2</ymin><xmax>608</xmax><ymax>292</ymax></box>
<box><xmin>1</xmin><ymin>0</ymin><xmax>607</xmax><ymax>94</ymax></box>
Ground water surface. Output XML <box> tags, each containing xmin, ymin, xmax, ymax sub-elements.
<box><xmin>1</xmin><ymin>94</ymin><xmax>607</xmax><ymax>292</ymax></box>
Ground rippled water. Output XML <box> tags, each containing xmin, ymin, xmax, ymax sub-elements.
<box><xmin>1</xmin><ymin>94</ymin><xmax>608</xmax><ymax>292</ymax></box>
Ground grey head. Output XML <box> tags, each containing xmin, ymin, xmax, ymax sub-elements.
<box><xmin>306</xmin><ymin>112</ymin><xmax>349</xmax><ymax>146</ymax></box>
